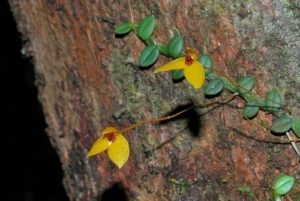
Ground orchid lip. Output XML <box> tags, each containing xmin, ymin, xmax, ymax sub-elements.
<box><xmin>106</xmin><ymin>133</ymin><xmax>117</xmax><ymax>142</ymax></box>
<box><xmin>185</xmin><ymin>55</ymin><xmax>193</xmax><ymax>65</ymax></box>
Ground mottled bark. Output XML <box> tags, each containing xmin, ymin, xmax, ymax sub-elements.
<box><xmin>9</xmin><ymin>0</ymin><xmax>300</xmax><ymax>200</ymax></box>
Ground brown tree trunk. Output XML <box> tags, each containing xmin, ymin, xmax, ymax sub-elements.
<box><xmin>8</xmin><ymin>0</ymin><xmax>300</xmax><ymax>200</ymax></box>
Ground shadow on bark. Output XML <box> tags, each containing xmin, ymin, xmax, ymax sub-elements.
<box><xmin>160</xmin><ymin>102</ymin><xmax>203</xmax><ymax>138</ymax></box>
<box><xmin>100</xmin><ymin>183</ymin><xmax>128</xmax><ymax>201</ymax></box>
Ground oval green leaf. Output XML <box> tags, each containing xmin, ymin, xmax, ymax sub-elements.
<box><xmin>271</xmin><ymin>114</ymin><xmax>292</xmax><ymax>133</ymax></box>
<box><xmin>158</xmin><ymin>44</ymin><xmax>168</xmax><ymax>55</ymax></box>
<box><xmin>254</xmin><ymin>96</ymin><xmax>266</xmax><ymax>108</ymax></box>
<box><xmin>139</xmin><ymin>45</ymin><xmax>159</xmax><ymax>67</ymax></box>
<box><xmin>204</xmin><ymin>79</ymin><xmax>224</xmax><ymax>96</ymax></box>
<box><xmin>292</xmin><ymin>119</ymin><xmax>300</xmax><ymax>137</ymax></box>
<box><xmin>172</xmin><ymin>70</ymin><xmax>184</xmax><ymax>80</ymax></box>
<box><xmin>242</xmin><ymin>101</ymin><xmax>259</xmax><ymax>119</ymax></box>
<box><xmin>168</xmin><ymin>36</ymin><xmax>184</xmax><ymax>58</ymax></box>
<box><xmin>200</xmin><ymin>54</ymin><xmax>213</xmax><ymax>68</ymax></box>
<box><xmin>265</xmin><ymin>89</ymin><xmax>282</xmax><ymax>113</ymax></box>
<box><xmin>223</xmin><ymin>78</ymin><xmax>237</xmax><ymax>93</ymax></box>
<box><xmin>137</xmin><ymin>15</ymin><xmax>155</xmax><ymax>40</ymax></box>
<box><xmin>274</xmin><ymin>175</ymin><xmax>295</xmax><ymax>196</ymax></box>
<box><xmin>200</xmin><ymin>54</ymin><xmax>213</xmax><ymax>75</ymax></box>
<box><xmin>115</xmin><ymin>23</ymin><xmax>132</xmax><ymax>34</ymax></box>
<box><xmin>237</xmin><ymin>75</ymin><xmax>255</xmax><ymax>94</ymax></box>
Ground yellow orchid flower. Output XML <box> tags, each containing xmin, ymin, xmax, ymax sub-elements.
<box><xmin>154</xmin><ymin>48</ymin><xmax>205</xmax><ymax>89</ymax></box>
<box><xmin>87</xmin><ymin>127</ymin><xmax>129</xmax><ymax>169</ymax></box>
<box><xmin>87</xmin><ymin>104</ymin><xmax>208</xmax><ymax>169</ymax></box>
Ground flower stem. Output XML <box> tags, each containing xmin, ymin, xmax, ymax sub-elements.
<box><xmin>119</xmin><ymin>94</ymin><xmax>237</xmax><ymax>134</ymax></box>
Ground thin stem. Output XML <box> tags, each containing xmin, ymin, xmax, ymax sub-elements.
<box><xmin>119</xmin><ymin>106</ymin><xmax>194</xmax><ymax>133</ymax></box>
<box><xmin>127</xmin><ymin>0</ymin><xmax>134</xmax><ymax>23</ymax></box>
<box><xmin>119</xmin><ymin>94</ymin><xmax>237</xmax><ymax>134</ymax></box>
<box><xmin>286</xmin><ymin>131</ymin><xmax>300</xmax><ymax>157</ymax></box>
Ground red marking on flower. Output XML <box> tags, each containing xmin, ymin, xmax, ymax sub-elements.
<box><xmin>185</xmin><ymin>55</ymin><xmax>193</xmax><ymax>65</ymax></box>
<box><xmin>106</xmin><ymin>133</ymin><xmax>117</xmax><ymax>142</ymax></box>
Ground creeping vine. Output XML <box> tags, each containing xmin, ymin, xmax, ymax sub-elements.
<box><xmin>88</xmin><ymin>15</ymin><xmax>300</xmax><ymax>197</ymax></box>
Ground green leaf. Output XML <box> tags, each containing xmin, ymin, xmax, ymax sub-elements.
<box><xmin>243</xmin><ymin>93</ymin><xmax>255</xmax><ymax>103</ymax></box>
<box><xmin>200</xmin><ymin>54</ymin><xmax>213</xmax><ymax>67</ymax></box>
<box><xmin>137</xmin><ymin>15</ymin><xmax>155</xmax><ymax>40</ymax></box>
<box><xmin>292</xmin><ymin>119</ymin><xmax>300</xmax><ymax>137</ymax></box>
<box><xmin>206</xmin><ymin>71</ymin><xmax>219</xmax><ymax>80</ymax></box>
<box><xmin>254</xmin><ymin>97</ymin><xmax>266</xmax><ymax>108</ymax></box>
<box><xmin>204</xmin><ymin>79</ymin><xmax>224</xmax><ymax>96</ymax></box>
<box><xmin>168</xmin><ymin>36</ymin><xmax>184</xmax><ymax>58</ymax></box>
<box><xmin>265</xmin><ymin>89</ymin><xmax>282</xmax><ymax>113</ymax></box>
<box><xmin>172</xmin><ymin>70</ymin><xmax>184</xmax><ymax>80</ymax></box>
<box><xmin>223</xmin><ymin>78</ymin><xmax>237</xmax><ymax>93</ymax></box>
<box><xmin>158</xmin><ymin>44</ymin><xmax>168</xmax><ymax>55</ymax></box>
<box><xmin>200</xmin><ymin>54</ymin><xmax>213</xmax><ymax>76</ymax></box>
<box><xmin>237</xmin><ymin>76</ymin><xmax>255</xmax><ymax>95</ymax></box>
<box><xmin>242</xmin><ymin>101</ymin><xmax>259</xmax><ymax>119</ymax></box>
<box><xmin>115</xmin><ymin>23</ymin><xmax>132</xmax><ymax>34</ymax></box>
<box><xmin>271</xmin><ymin>114</ymin><xmax>292</xmax><ymax>133</ymax></box>
<box><xmin>274</xmin><ymin>175</ymin><xmax>295</xmax><ymax>196</ymax></box>
<box><xmin>139</xmin><ymin>45</ymin><xmax>159</xmax><ymax>67</ymax></box>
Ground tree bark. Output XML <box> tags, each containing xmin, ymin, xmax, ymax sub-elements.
<box><xmin>9</xmin><ymin>0</ymin><xmax>300</xmax><ymax>200</ymax></box>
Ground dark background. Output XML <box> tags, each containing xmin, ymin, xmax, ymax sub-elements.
<box><xmin>0</xmin><ymin>1</ymin><xmax>69</xmax><ymax>201</ymax></box>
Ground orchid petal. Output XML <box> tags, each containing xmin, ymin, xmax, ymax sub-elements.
<box><xmin>154</xmin><ymin>57</ymin><xmax>185</xmax><ymax>73</ymax></box>
<box><xmin>87</xmin><ymin>136</ymin><xmax>110</xmax><ymax>157</ymax></box>
<box><xmin>183</xmin><ymin>61</ymin><xmax>205</xmax><ymax>89</ymax></box>
<box><xmin>108</xmin><ymin>133</ymin><xmax>130</xmax><ymax>169</ymax></box>
<box><xmin>101</xmin><ymin>127</ymin><xmax>119</xmax><ymax>136</ymax></box>
<box><xmin>186</xmin><ymin>47</ymin><xmax>199</xmax><ymax>60</ymax></box>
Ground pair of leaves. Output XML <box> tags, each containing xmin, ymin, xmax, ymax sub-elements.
<box><xmin>261</xmin><ymin>90</ymin><xmax>290</xmax><ymax>134</ymax></box>
<box><xmin>115</xmin><ymin>15</ymin><xmax>155</xmax><ymax>40</ymax></box>
<box><xmin>137</xmin><ymin>16</ymin><xmax>157</xmax><ymax>67</ymax></box>
<box><xmin>115</xmin><ymin>16</ymin><xmax>157</xmax><ymax>67</ymax></box>
<box><xmin>237</xmin><ymin>76</ymin><xmax>259</xmax><ymax>119</ymax></box>
<box><xmin>137</xmin><ymin>16</ymin><xmax>158</xmax><ymax>67</ymax></box>
<box><xmin>140</xmin><ymin>35</ymin><xmax>185</xmax><ymax>68</ymax></box>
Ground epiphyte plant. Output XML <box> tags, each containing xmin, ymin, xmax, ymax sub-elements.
<box><xmin>88</xmin><ymin>15</ymin><xmax>300</xmax><ymax>170</ymax></box>
<box><xmin>88</xmin><ymin>107</ymin><xmax>196</xmax><ymax>168</ymax></box>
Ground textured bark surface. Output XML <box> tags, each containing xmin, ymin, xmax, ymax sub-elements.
<box><xmin>9</xmin><ymin>0</ymin><xmax>300</xmax><ymax>200</ymax></box>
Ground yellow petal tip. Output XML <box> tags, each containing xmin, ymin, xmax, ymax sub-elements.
<box><xmin>108</xmin><ymin>134</ymin><xmax>130</xmax><ymax>169</ymax></box>
<box><xmin>86</xmin><ymin>150</ymin><xmax>95</xmax><ymax>158</ymax></box>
